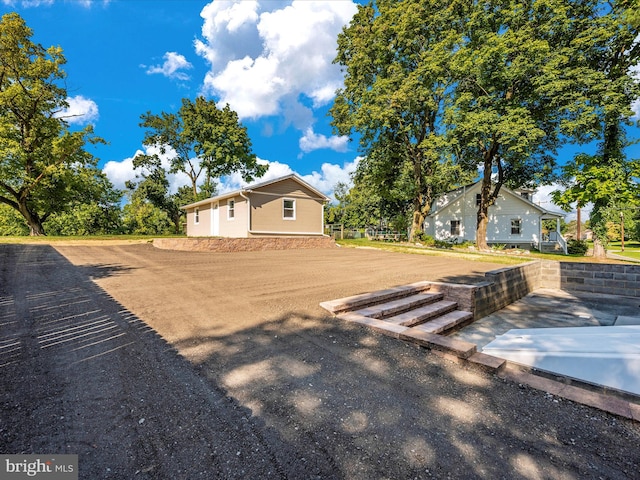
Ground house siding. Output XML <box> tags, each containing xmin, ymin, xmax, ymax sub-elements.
<box><xmin>249</xmin><ymin>192</ymin><xmax>324</xmax><ymax>235</ymax></box>
<box><xmin>183</xmin><ymin>175</ymin><xmax>328</xmax><ymax>237</ymax></box>
<box><xmin>424</xmin><ymin>183</ymin><xmax>546</xmax><ymax>247</ymax></box>
<box><xmin>186</xmin><ymin>204</ymin><xmax>213</xmax><ymax>237</ymax></box>
<box><xmin>218</xmin><ymin>196</ymin><xmax>249</xmax><ymax>238</ymax></box>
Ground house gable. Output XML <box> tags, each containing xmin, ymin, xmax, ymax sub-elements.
<box><xmin>424</xmin><ymin>182</ymin><xmax>563</xmax><ymax>247</ymax></box>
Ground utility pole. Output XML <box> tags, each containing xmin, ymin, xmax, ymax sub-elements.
<box><xmin>577</xmin><ymin>206</ymin><xmax>581</xmax><ymax>241</ymax></box>
<box><xmin>620</xmin><ymin>211</ymin><xmax>625</xmax><ymax>252</ymax></box>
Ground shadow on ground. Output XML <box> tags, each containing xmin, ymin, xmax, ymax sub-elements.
<box><xmin>1</xmin><ymin>244</ymin><xmax>639</xmax><ymax>479</ymax></box>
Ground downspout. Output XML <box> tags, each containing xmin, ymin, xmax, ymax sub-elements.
<box><xmin>240</xmin><ymin>190</ymin><xmax>251</xmax><ymax>236</ymax></box>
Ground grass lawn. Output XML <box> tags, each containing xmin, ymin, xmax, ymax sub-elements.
<box><xmin>607</xmin><ymin>241</ymin><xmax>640</xmax><ymax>261</ymax></box>
<box><xmin>0</xmin><ymin>234</ymin><xmax>183</xmax><ymax>244</ymax></box>
<box><xmin>335</xmin><ymin>238</ymin><xmax>596</xmax><ymax>263</ymax></box>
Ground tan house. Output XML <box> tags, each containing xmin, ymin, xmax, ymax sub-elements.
<box><xmin>181</xmin><ymin>174</ymin><xmax>330</xmax><ymax>237</ymax></box>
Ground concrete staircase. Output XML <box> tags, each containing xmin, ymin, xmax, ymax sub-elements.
<box><xmin>320</xmin><ymin>281</ymin><xmax>473</xmax><ymax>336</ymax></box>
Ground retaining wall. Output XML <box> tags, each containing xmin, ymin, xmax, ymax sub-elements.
<box><xmin>540</xmin><ymin>260</ymin><xmax>640</xmax><ymax>297</ymax></box>
<box><xmin>153</xmin><ymin>236</ymin><xmax>336</xmax><ymax>252</ymax></box>
<box><xmin>432</xmin><ymin>259</ymin><xmax>640</xmax><ymax>321</ymax></box>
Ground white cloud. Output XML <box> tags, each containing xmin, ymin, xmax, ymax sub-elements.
<box><xmin>195</xmin><ymin>0</ymin><xmax>358</xmax><ymax>121</ymax></box>
<box><xmin>630</xmin><ymin>44</ymin><xmax>640</xmax><ymax>119</ymax></box>
<box><xmin>102</xmin><ymin>145</ymin><xmax>193</xmax><ymax>194</ymax></box>
<box><xmin>145</xmin><ymin>52</ymin><xmax>193</xmax><ymax>81</ymax></box>
<box><xmin>299</xmin><ymin>127</ymin><xmax>349</xmax><ymax>154</ymax></box>
<box><xmin>632</xmin><ymin>98</ymin><xmax>640</xmax><ymax>120</ymax></box>
<box><xmin>104</xmin><ymin>147</ymin><xmax>360</xmax><ymax>203</ymax></box>
<box><xmin>55</xmin><ymin>95</ymin><xmax>99</xmax><ymax>125</ymax></box>
<box><xmin>532</xmin><ymin>183</ymin><xmax>591</xmax><ymax>221</ymax></box>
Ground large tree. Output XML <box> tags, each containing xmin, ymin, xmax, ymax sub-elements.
<box><xmin>331</xmin><ymin>0</ymin><xmax>467</xmax><ymax>241</ymax></box>
<box><xmin>0</xmin><ymin>13</ymin><xmax>110</xmax><ymax>235</ymax></box>
<box><xmin>447</xmin><ymin>0</ymin><xmax>586</xmax><ymax>250</ymax></box>
<box><xmin>552</xmin><ymin>0</ymin><xmax>640</xmax><ymax>257</ymax></box>
<box><xmin>137</xmin><ymin>96</ymin><xmax>266</xmax><ymax>203</ymax></box>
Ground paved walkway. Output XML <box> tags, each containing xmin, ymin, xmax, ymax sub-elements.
<box><xmin>451</xmin><ymin>288</ymin><xmax>640</xmax><ymax>349</ymax></box>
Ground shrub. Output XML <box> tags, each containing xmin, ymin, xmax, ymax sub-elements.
<box><xmin>414</xmin><ymin>231</ymin><xmax>435</xmax><ymax>246</ymax></box>
<box><xmin>567</xmin><ymin>239</ymin><xmax>588</xmax><ymax>255</ymax></box>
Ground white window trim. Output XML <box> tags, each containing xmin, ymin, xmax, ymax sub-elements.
<box><xmin>194</xmin><ymin>208</ymin><xmax>200</xmax><ymax>225</ymax></box>
<box><xmin>227</xmin><ymin>199</ymin><xmax>235</xmax><ymax>220</ymax></box>
<box><xmin>511</xmin><ymin>218</ymin><xmax>522</xmax><ymax>235</ymax></box>
<box><xmin>283</xmin><ymin>198</ymin><xmax>296</xmax><ymax>220</ymax></box>
<box><xmin>450</xmin><ymin>219</ymin><xmax>461</xmax><ymax>236</ymax></box>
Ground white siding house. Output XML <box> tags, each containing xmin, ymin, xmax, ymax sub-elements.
<box><xmin>423</xmin><ymin>182</ymin><xmax>567</xmax><ymax>253</ymax></box>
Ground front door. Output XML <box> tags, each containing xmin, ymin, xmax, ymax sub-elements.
<box><xmin>211</xmin><ymin>203</ymin><xmax>219</xmax><ymax>236</ymax></box>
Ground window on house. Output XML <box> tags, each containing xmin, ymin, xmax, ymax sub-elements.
<box><xmin>450</xmin><ymin>220</ymin><xmax>461</xmax><ymax>236</ymax></box>
<box><xmin>475</xmin><ymin>193</ymin><xmax>482</xmax><ymax>206</ymax></box>
<box><xmin>228</xmin><ymin>200</ymin><xmax>235</xmax><ymax>219</ymax></box>
<box><xmin>283</xmin><ymin>199</ymin><xmax>296</xmax><ymax>220</ymax></box>
<box><xmin>511</xmin><ymin>218</ymin><xmax>522</xmax><ymax>235</ymax></box>
<box><xmin>194</xmin><ymin>208</ymin><xmax>200</xmax><ymax>224</ymax></box>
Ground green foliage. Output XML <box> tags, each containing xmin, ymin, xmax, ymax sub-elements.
<box><xmin>44</xmin><ymin>202</ymin><xmax>122</xmax><ymax>236</ymax></box>
<box><xmin>138</xmin><ymin>96</ymin><xmax>265</xmax><ymax>201</ymax></box>
<box><xmin>331</xmin><ymin>0</ymin><xmax>471</xmax><ymax>240</ymax></box>
<box><xmin>122</xmin><ymin>197</ymin><xmax>172</xmax><ymax>235</ymax></box>
<box><xmin>0</xmin><ymin>204</ymin><xmax>29</xmax><ymax>235</ymax></box>
<box><xmin>0</xmin><ymin>13</ymin><xmax>117</xmax><ymax>236</ymax></box>
<box><xmin>567</xmin><ymin>239</ymin><xmax>589</xmax><ymax>255</ymax></box>
<box><xmin>550</xmin><ymin>0</ymin><xmax>640</xmax><ymax>257</ymax></box>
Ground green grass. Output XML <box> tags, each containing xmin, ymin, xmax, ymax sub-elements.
<box><xmin>335</xmin><ymin>238</ymin><xmax>630</xmax><ymax>263</ymax></box>
<box><xmin>0</xmin><ymin>234</ymin><xmax>184</xmax><ymax>244</ymax></box>
<box><xmin>607</xmin><ymin>241</ymin><xmax>640</xmax><ymax>261</ymax></box>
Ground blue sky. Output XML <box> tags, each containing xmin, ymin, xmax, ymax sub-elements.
<box><xmin>1</xmin><ymin>0</ymin><xmax>362</xmax><ymax>198</ymax></box>
<box><xmin>1</xmin><ymin>0</ymin><xmax>639</xmax><ymax>213</ymax></box>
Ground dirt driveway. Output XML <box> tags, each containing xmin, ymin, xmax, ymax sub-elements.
<box><xmin>1</xmin><ymin>243</ymin><xmax>638</xmax><ymax>479</ymax></box>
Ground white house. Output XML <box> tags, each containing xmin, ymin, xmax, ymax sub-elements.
<box><xmin>181</xmin><ymin>174</ymin><xmax>330</xmax><ymax>238</ymax></box>
<box><xmin>423</xmin><ymin>182</ymin><xmax>567</xmax><ymax>253</ymax></box>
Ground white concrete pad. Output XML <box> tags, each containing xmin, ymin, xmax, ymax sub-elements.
<box><xmin>482</xmin><ymin>326</ymin><xmax>640</xmax><ymax>396</ymax></box>
<box><xmin>615</xmin><ymin>316</ymin><xmax>640</xmax><ymax>326</ymax></box>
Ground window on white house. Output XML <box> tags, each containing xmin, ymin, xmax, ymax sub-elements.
<box><xmin>511</xmin><ymin>218</ymin><xmax>522</xmax><ymax>235</ymax></box>
<box><xmin>194</xmin><ymin>208</ymin><xmax>200</xmax><ymax>224</ymax></box>
<box><xmin>283</xmin><ymin>199</ymin><xmax>296</xmax><ymax>220</ymax></box>
<box><xmin>450</xmin><ymin>220</ymin><xmax>460</xmax><ymax>236</ymax></box>
<box><xmin>476</xmin><ymin>193</ymin><xmax>481</xmax><ymax>206</ymax></box>
<box><xmin>228</xmin><ymin>200</ymin><xmax>235</xmax><ymax>219</ymax></box>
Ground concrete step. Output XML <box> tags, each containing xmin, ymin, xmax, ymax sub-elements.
<box><xmin>410</xmin><ymin>310</ymin><xmax>473</xmax><ymax>335</ymax></box>
<box><xmin>319</xmin><ymin>281</ymin><xmax>432</xmax><ymax>314</ymax></box>
<box><xmin>385</xmin><ymin>300</ymin><xmax>458</xmax><ymax>327</ymax></box>
<box><xmin>355</xmin><ymin>292</ymin><xmax>444</xmax><ymax>319</ymax></box>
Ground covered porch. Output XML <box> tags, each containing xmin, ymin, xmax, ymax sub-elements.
<box><xmin>537</xmin><ymin>213</ymin><xmax>567</xmax><ymax>254</ymax></box>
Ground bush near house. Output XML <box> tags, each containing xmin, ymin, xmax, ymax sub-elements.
<box><xmin>567</xmin><ymin>239</ymin><xmax>589</xmax><ymax>255</ymax></box>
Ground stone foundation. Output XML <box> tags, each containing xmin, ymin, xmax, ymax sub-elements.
<box><xmin>153</xmin><ymin>236</ymin><xmax>337</xmax><ymax>252</ymax></box>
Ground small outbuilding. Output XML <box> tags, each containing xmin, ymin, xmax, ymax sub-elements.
<box><xmin>181</xmin><ymin>174</ymin><xmax>330</xmax><ymax>238</ymax></box>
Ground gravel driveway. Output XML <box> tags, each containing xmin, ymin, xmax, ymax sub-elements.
<box><xmin>1</xmin><ymin>243</ymin><xmax>638</xmax><ymax>479</ymax></box>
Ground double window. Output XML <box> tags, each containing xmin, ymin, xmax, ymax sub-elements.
<box><xmin>450</xmin><ymin>220</ymin><xmax>461</xmax><ymax>236</ymax></box>
<box><xmin>194</xmin><ymin>208</ymin><xmax>200</xmax><ymax>224</ymax></box>
<box><xmin>283</xmin><ymin>199</ymin><xmax>296</xmax><ymax>220</ymax></box>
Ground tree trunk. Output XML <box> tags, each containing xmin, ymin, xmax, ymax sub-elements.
<box><xmin>592</xmin><ymin>237</ymin><xmax>606</xmax><ymax>258</ymax></box>
<box><xmin>476</xmin><ymin>207</ymin><xmax>489</xmax><ymax>251</ymax></box>
<box><xmin>476</xmin><ymin>163</ymin><xmax>493</xmax><ymax>251</ymax></box>
<box><xmin>17</xmin><ymin>201</ymin><xmax>46</xmax><ymax>236</ymax></box>
<box><xmin>410</xmin><ymin>208</ymin><xmax>423</xmax><ymax>242</ymax></box>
